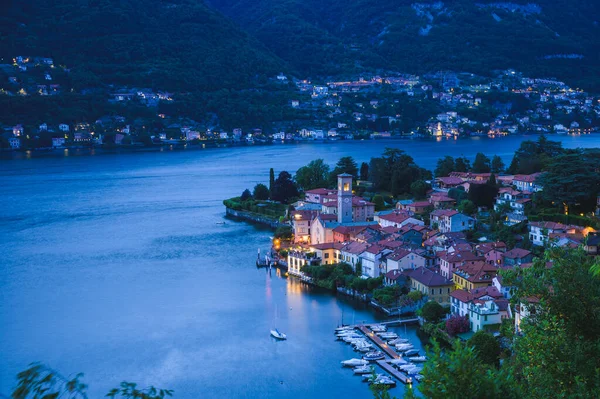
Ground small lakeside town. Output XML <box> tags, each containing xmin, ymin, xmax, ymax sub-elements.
<box><xmin>228</xmin><ymin>147</ymin><xmax>600</xmax><ymax>392</ymax></box>
<box><xmin>2</xmin><ymin>55</ymin><xmax>600</xmax><ymax>152</ymax></box>
<box><xmin>279</xmin><ymin>172</ymin><xmax>599</xmax><ymax>335</ymax></box>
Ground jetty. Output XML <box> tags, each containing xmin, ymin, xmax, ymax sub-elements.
<box><xmin>351</xmin><ymin>324</ymin><xmax>414</xmax><ymax>384</ymax></box>
<box><xmin>357</xmin><ymin>325</ymin><xmax>399</xmax><ymax>359</ymax></box>
<box><xmin>376</xmin><ymin>360</ymin><xmax>412</xmax><ymax>385</ymax></box>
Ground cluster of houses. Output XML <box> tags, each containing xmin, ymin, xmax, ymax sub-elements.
<box><xmin>290</xmin><ymin>68</ymin><xmax>600</xmax><ymax>139</ymax></box>
<box><xmin>285</xmin><ymin>173</ymin><xmax>599</xmax><ymax>335</ymax></box>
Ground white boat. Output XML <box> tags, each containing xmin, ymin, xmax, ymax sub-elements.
<box><xmin>363</xmin><ymin>351</ymin><xmax>385</xmax><ymax>361</ymax></box>
<box><xmin>369</xmin><ymin>324</ymin><xmax>387</xmax><ymax>332</ymax></box>
<box><xmin>400</xmin><ymin>364</ymin><xmax>419</xmax><ymax>373</ymax></box>
<box><xmin>395</xmin><ymin>344</ymin><xmax>414</xmax><ymax>352</ymax></box>
<box><xmin>353</xmin><ymin>365</ymin><xmax>373</xmax><ymax>374</ymax></box>
<box><xmin>270</xmin><ymin>329</ymin><xmax>287</xmax><ymax>340</ymax></box>
<box><xmin>335</xmin><ymin>326</ymin><xmax>353</xmax><ymax>333</ymax></box>
<box><xmin>404</xmin><ymin>349</ymin><xmax>420</xmax><ymax>357</ymax></box>
<box><xmin>414</xmin><ymin>374</ymin><xmax>424</xmax><ymax>382</ymax></box>
<box><xmin>388</xmin><ymin>338</ymin><xmax>409</xmax><ymax>345</ymax></box>
<box><xmin>372</xmin><ymin>376</ymin><xmax>396</xmax><ymax>386</ymax></box>
<box><xmin>362</xmin><ymin>373</ymin><xmax>385</xmax><ymax>382</ymax></box>
<box><xmin>388</xmin><ymin>358</ymin><xmax>408</xmax><ymax>365</ymax></box>
<box><xmin>342</xmin><ymin>358</ymin><xmax>369</xmax><ymax>367</ymax></box>
<box><xmin>377</xmin><ymin>332</ymin><xmax>398</xmax><ymax>339</ymax></box>
<box><xmin>409</xmin><ymin>356</ymin><xmax>427</xmax><ymax>362</ymax></box>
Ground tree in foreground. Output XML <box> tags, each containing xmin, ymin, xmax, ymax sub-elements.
<box><xmin>404</xmin><ymin>340</ymin><xmax>520</xmax><ymax>399</ymax></box>
<box><xmin>12</xmin><ymin>363</ymin><xmax>173</xmax><ymax>399</ymax></box>
<box><xmin>503</xmin><ymin>247</ymin><xmax>600</xmax><ymax>398</ymax></box>
<box><xmin>467</xmin><ymin>330</ymin><xmax>501</xmax><ymax>366</ymax></box>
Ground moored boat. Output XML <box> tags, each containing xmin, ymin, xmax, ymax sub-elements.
<box><xmin>342</xmin><ymin>358</ymin><xmax>369</xmax><ymax>367</ymax></box>
<box><xmin>270</xmin><ymin>329</ymin><xmax>287</xmax><ymax>340</ymax></box>
<box><xmin>363</xmin><ymin>350</ymin><xmax>385</xmax><ymax>361</ymax></box>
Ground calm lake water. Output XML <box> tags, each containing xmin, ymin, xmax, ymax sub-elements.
<box><xmin>2</xmin><ymin>135</ymin><xmax>599</xmax><ymax>398</ymax></box>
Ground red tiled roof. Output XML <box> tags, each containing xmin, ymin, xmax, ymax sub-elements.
<box><xmin>503</xmin><ymin>248</ymin><xmax>532</xmax><ymax>259</ymax></box>
<box><xmin>364</xmin><ymin>244</ymin><xmax>386</xmax><ymax>255</ymax></box>
<box><xmin>454</xmin><ymin>261</ymin><xmax>498</xmax><ymax>283</ymax></box>
<box><xmin>439</xmin><ymin>250</ymin><xmax>483</xmax><ymax>263</ymax></box>
<box><xmin>450</xmin><ymin>289</ymin><xmax>473</xmax><ymax>303</ymax></box>
<box><xmin>436</xmin><ymin>176</ymin><xmax>463</xmax><ymax>185</ymax></box>
<box><xmin>431</xmin><ymin>209</ymin><xmax>459</xmax><ymax>218</ymax></box>
<box><xmin>408</xmin><ymin>267</ymin><xmax>453</xmax><ymax>287</ymax></box>
<box><xmin>341</xmin><ymin>241</ymin><xmax>368</xmax><ymax>255</ymax></box>
<box><xmin>310</xmin><ymin>242</ymin><xmax>344</xmax><ymax>250</ymax></box>
<box><xmin>379</xmin><ymin>211</ymin><xmax>414</xmax><ymax>224</ymax></box>
<box><xmin>470</xmin><ymin>286</ymin><xmax>502</xmax><ymax>299</ymax></box>
<box><xmin>513</xmin><ymin>173</ymin><xmax>542</xmax><ymax>183</ymax></box>
<box><xmin>386</xmin><ymin>248</ymin><xmax>412</xmax><ymax>261</ymax></box>
<box><xmin>305</xmin><ymin>188</ymin><xmax>335</xmax><ymax>195</ymax></box>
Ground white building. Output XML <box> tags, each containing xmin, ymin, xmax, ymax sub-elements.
<box><xmin>359</xmin><ymin>245</ymin><xmax>392</xmax><ymax>278</ymax></box>
<box><xmin>9</xmin><ymin>137</ymin><xmax>21</xmax><ymax>149</ymax></box>
<box><xmin>52</xmin><ymin>138</ymin><xmax>65</xmax><ymax>148</ymax></box>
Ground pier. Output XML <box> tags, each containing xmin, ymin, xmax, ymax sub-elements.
<box><xmin>376</xmin><ymin>360</ymin><xmax>412</xmax><ymax>385</ymax></box>
<box><xmin>357</xmin><ymin>325</ymin><xmax>400</xmax><ymax>359</ymax></box>
<box><xmin>354</xmin><ymin>325</ymin><xmax>414</xmax><ymax>385</ymax></box>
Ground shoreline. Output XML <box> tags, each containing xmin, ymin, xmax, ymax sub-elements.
<box><xmin>3</xmin><ymin>132</ymin><xmax>597</xmax><ymax>161</ymax></box>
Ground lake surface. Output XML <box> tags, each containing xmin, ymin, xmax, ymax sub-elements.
<box><xmin>2</xmin><ymin>135</ymin><xmax>599</xmax><ymax>398</ymax></box>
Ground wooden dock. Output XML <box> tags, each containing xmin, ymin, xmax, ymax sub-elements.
<box><xmin>355</xmin><ymin>325</ymin><xmax>414</xmax><ymax>385</ymax></box>
<box><xmin>357</xmin><ymin>326</ymin><xmax>400</xmax><ymax>359</ymax></box>
<box><xmin>376</xmin><ymin>360</ymin><xmax>412</xmax><ymax>385</ymax></box>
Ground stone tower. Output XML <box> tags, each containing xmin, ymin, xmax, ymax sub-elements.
<box><xmin>337</xmin><ymin>173</ymin><xmax>353</xmax><ymax>223</ymax></box>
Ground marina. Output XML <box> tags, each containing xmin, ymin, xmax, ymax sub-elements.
<box><xmin>338</xmin><ymin>323</ymin><xmax>423</xmax><ymax>387</ymax></box>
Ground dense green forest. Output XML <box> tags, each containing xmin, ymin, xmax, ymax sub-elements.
<box><xmin>209</xmin><ymin>0</ymin><xmax>600</xmax><ymax>90</ymax></box>
<box><xmin>0</xmin><ymin>0</ymin><xmax>284</xmax><ymax>92</ymax></box>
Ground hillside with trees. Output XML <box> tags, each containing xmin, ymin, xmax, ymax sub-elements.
<box><xmin>209</xmin><ymin>0</ymin><xmax>600</xmax><ymax>90</ymax></box>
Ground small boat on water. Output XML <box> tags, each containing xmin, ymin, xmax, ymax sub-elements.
<box><xmin>362</xmin><ymin>373</ymin><xmax>385</xmax><ymax>383</ymax></box>
<box><xmin>388</xmin><ymin>338</ymin><xmax>409</xmax><ymax>345</ymax></box>
<box><xmin>369</xmin><ymin>324</ymin><xmax>387</xmax><ymax>332</ymax></box>
<box><xmin>409</xmin><ymin>356</ymin><xmax>427</xmax><ymax>362</ymax></box>
<box><xmin>372</xmin><ymin>376</ymin><xmax>396</xmax><ymax>387</ymax></box>
<box><xmin>377</xmin><ymin>332</ymin><xmax>398</xmax><ymax>339</ymax></box>
<box><xmin>353</xmin><ymin>365</ymin><xmax>373</xmax><ymax>375</ymax></box>
<box><xmin>395</xmin><ymin>344</ymin><xmax>414</xmax><ymax>352</ymax></box>
<box><xmin>414</xmin><ymin>374</ymin><xmax>424</xmax><ymax>382</ymax></box>
<box><xmin>388</xmin><ymin>358</ymin><xmax>408</xmax><ymax>365</ymax></box>
<box><xmin>404</xmin><ymin>349</ymin><xmax>420</xmax><ymax>357</ymax></box>
<box><xmin>363</xmin><ymin>351</ymin><xmax>385</xmax><ymax>361</ymax></box>
<box><xmin>342</xmin><ymin>358</ymin><xmax>369</xmax><ymax>367</ymax></box>
<box><xmin>270</xmin><ymin>329</ymin><xmax>287</xmax><ymax>340</ymax></box>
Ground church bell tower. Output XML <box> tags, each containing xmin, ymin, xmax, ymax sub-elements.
<box><xmin>337</xmin><ymin>173</ymin><xmax>353</xmax><ymax>223</ymax></box>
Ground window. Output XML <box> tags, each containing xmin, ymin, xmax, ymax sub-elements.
<box><xmin>325</xmin><ymin>253</ymin><xmax>329</xmax><ymax>259</ymax></box>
